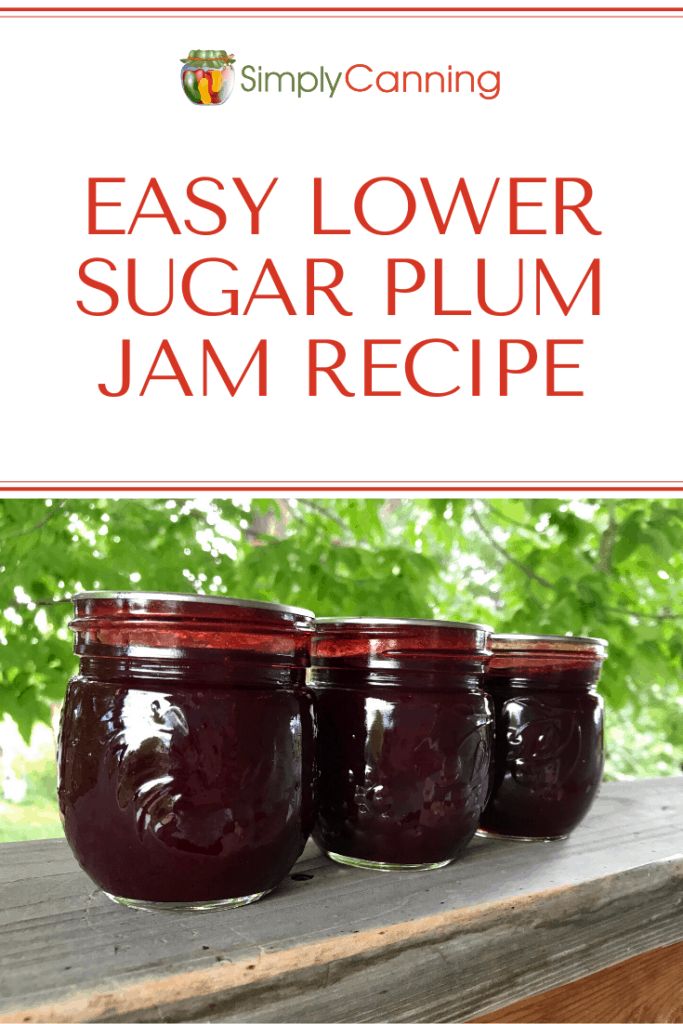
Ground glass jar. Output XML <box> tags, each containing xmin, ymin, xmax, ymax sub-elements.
<box><xmin>180</xmin><ymin>49</ymin><xmax>235</xmax><ymax>105</ymax></box>
<box><xmin>479</xmin><ymin>633</ymin><xmax>607</xmax><ymax>841</ymax></box>
<box><xmin>310</xmin><ymin>618</ymin><xmax>493</xmax><ymax>871</ymax></box>
<box><xmin>58</xmin><ymin>592</ymin><xmax>315</xmax><ymax>911</ymax></box>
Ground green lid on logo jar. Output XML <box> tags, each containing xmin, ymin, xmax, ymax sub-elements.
<box><xmin>181</xmin><ymin>49</ymin><xmax>235</xmax><ymax>68</ymax></box>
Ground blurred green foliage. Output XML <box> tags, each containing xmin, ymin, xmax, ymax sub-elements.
<box><xmin>0</xmin><ymin>746</ymin><xmax>61</xmax><ymax>842</ymax></box>
<box><xmin>0</xmin><ymin>497</ymin><xmax>681</xmax><ymax>780</ymax></box>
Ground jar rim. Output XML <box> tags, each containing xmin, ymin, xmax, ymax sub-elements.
<box><xmin>73</xmin><ymin>590</ymin><xmax>314</xmax><ymax>621</ymax></box>
<box><xmin>316</xmin><ymin>616</ymin><xmax>492</xmax><ymax>632</ymax></box>
<box><xmin>493</xmin><ymin>632</ymin><xmax>608</xmax><ymax>648</ymax></box>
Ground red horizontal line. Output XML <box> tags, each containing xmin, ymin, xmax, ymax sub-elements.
<box><xmin>1</xmin><ymin>486</ymin><xmax>683</xmax><ymax>493</ymax></box>
<box><xmin>2</xmin><ymin>480</ymin><xmax>683</xmax><ymax>485</ymax></box>
<box><xmin>1</xmin><ymin>5</ymin><xmax>682</xmax><ymax>10</ymax></box>
<box><xmin>3</xmin><ymin>9</ymin><xmax>679</xmax><ymax>16</ymax></box>
<box><xmin>3</xmin><ymin>11</ymin><xmax>679</xmax><ymax>13</ymax></box>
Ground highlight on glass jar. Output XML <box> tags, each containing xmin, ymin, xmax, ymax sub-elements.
<box><xmin>58</xmin><ymin>592</ymin><xmax>315</xmax><ymax>912</ymax></box>
<box><xmin>310</xmin><ymin>617</ymin><xmax>494</xmax><ymax>872</ymax></box>
<box><xmin>180</xmin><ymin>49</ymin><xmax>236</xmax><ymax>105</ymax></box>
<box><xmin>479</xmin><ymin>633</ymin><xmax>607</xmax><ymax>842</ymax></box>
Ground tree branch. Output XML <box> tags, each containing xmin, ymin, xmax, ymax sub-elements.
<box><xmin>598</xmin><ymin>507</ymin><xmax>618</xmax><ymax>574</ymax></box>
<box><xmin>472</xmin><ymin>504</ymin><xmax>683</xmax><ymax>623</ymax></box>
<box><xmin>1</xmin><ymin>502</ymin><xmax>66</xmax><ymax>542</ymax></box>
<box><xmin>486</xmin><ymin>504</ymin><xmax>538</xmax><ymax>535</ymax></box>
<box><xmin>471</xmin><ymin>505</ymin><xmax>554</xmax><ymax>590</ymax></box>
<box><xmin>605</xmin><ymin>606</ymin><xmax>683</xmax><ymax>622</ymax></box>
<box><xmin>296</xmin><ymin>499</ymin><xmax>353</xmax><ymax>534</ymax></box>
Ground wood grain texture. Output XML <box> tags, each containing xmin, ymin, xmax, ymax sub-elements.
<box><xmin>0</xmin><ymin>778</ymin><xmax>680</xmax><ymax>1024</ymax></box>
<box><xmin>472</xmin><ymin>941</ymin><xmax>683</xmax><ymax>1023</ymax></box>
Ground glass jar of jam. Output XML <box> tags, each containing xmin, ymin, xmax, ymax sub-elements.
<box><xmin>479</xmin><ymin>633</ymin><xmax>607</xmax><ymax>842</ymax></box>
<box><xmin>58</xmin><ymin>592</ymin><xmax>315</xmax><ymax>911</ymax></box>
<box><xmin>180</xmin><ymin>49</ymin><xmax>235</xmax><ymax>105</ymax></box>
<box><xmin>310</xmin><ymin>618</ymin><xmax>493</xmax><ymax>871</ymax></box>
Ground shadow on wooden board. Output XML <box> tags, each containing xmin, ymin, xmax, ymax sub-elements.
<box><xmin>471</xmin><ymin>941</ymin><xmax>683</xmax><ymax>1024</ymax></box>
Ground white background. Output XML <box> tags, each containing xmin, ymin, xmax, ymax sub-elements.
<box><xmin>0</xmin><ymin>10</ymin><xmax>681</xmax><ymax>484</ymax></box>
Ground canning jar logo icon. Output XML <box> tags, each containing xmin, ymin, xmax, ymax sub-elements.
<box><xmin>181</xmin><ymin>50</ymin><xmax>236</xmax><ymax>105</ymax></box>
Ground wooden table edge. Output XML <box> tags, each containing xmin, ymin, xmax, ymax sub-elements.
<box><xmin>3</xmin><ymin>855</ymin><xmax>681</xmax><ymax>1024</ymax></box>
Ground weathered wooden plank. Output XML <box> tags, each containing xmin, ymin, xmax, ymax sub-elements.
<box><xmin>472</xmin><ymin>941</ymin><xmax>683</xmax><ymax>1023</ymax></box>
<box><xmin>0</xmin><ymin>778</ymin><xmax>680</xmax><ymax>1023</ymax></box>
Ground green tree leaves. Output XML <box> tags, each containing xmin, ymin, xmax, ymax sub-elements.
<box><xmin>0</xmin><ymin>497</ymin><xmax>681</xmax><ymax>777</ymax></box>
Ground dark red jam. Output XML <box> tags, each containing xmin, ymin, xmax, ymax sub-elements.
<box><xmin>58</xmin><ymin>592</ymin><xmax>315</xmax><ymax>910</ymax></box>
<box><xmin>310</xmin><ymin>618</ymin><xmax>493</xmax><ymax>870</ymax></box>
<box><xmin>479</xmin><ymin>634</ymin><xmax>607</xmax><ymax>841</ymax></box>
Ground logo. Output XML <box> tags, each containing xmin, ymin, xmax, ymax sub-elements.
<box><xmin>180</xmin><ymin>49</ymin><xmax>236</xmax><ymax>106</ymax></box>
